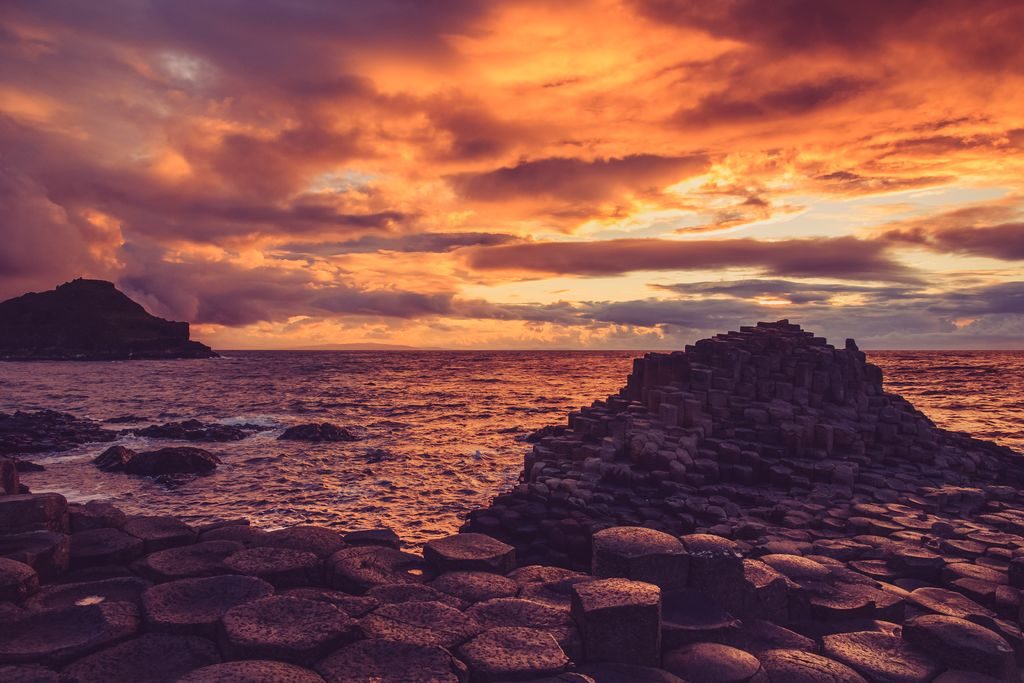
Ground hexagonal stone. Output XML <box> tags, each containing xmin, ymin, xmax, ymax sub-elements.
<box><xmin>315</xmin><ymin>639</ymin><xmax>467</xmax><ymax>683</ymax></box>
<box><xmin>0</xmin><ymin>558</ymin><xmax>38</xmax><ymax>603</ymax></box>
<box><xmin>282</xmin><ymin>587</ymin><xmax>380</xmax><ymax>617</ymax></box>
<box><xmin>718</xmin><ymin>619</ymin><xmax>816</xmax><ymax>656</ymax></box>
<box><xmin>908</xmin><ymin>586</ymin><xmax>996</xmax><ymax>620</ymax></box>
<box><xmin>366</xmin><ymin>582</ymin><xmax>466</xmax><ymax>609</ymax></box>
<box><xmin>259</xmin><ymin>526</ymin><xmax>345</xmax><ymax>558</ymax></box>
<box><xmin>142</xmin><ymin>575</ymin><xmax>273</xmax><ymax>636</ymax></box>
<box><xmin>359</xmin><ymin>600</ymin><xmax>483</xmax><ymax>648</ymax></box>
<box><xmin>507</xmin><ymin>565</ymin><xmax>585</xmax><ymax>587</ymax></box>
<box><xmin>902</xmin><ymin>614</ymin><xmax>1015</xmax><ymax>679</ymax></box>
<box><xmin>822</xmin><ymin>631</ymin><xmax>942</xmax><ymax>683</ymax></box>
<box><xmin>59</xmin><ymin>633</ymin><xmax>219</xmax><ymax>682</ymax></box>
<box><xmin>0</xmin><ymin>494</ymin><xmax>68</xmax><ymax>534</ymax></box>
<box><xmin>458</xmin><ymin>627</ymin><xmax>569</xmax><ymax>681</ymax></box>
<box><xmin>0</xmin><ymin>664</ymin><xmax>59</xmax><ymax>682</ymax></box>
<box><xmin>519</xmin><ymin>575</ymin><xmax>596</xmax><ymax>608</ymax></box>
<box><xmin>326</xmin><ymin>545</ymin><xmax>427</xmax><ymax>594</ymax></box>
<box><xmin>122</xmin><ymin>516</ymin><xmax>197</xmax><ymax>553</ymax></box>
<box><xmin>757</xmin><ymin>649</ymin><xmax>867</xmax><ymax>682</ymax></box>
<box><xmin>68</xmin><ymin>501</ymin><xmax>126</xmax><ymax>533</ymax></box>
<box><xmin>223</xmin><ymin>547</ymin><xmax>321</xmax><ymax>588</ymax></box>
<box><xmin>423</xmin><ymin>533</ymin><xmax>515</xmax><ymax>574</ymax></box>
<box><xmin>198</xmin><ymin>525</ymin><xmax>268</xmax><ymax>546</ymax></box>
<box><xmin>571</xmin><ymin>578</ymin><xmax>661</xmax><ymax>666</ymax></box>
<box><xmin>430</xmin><ymin>571</ymin><xmax>518</xmax><ymax>604</ymax></box>
<box><xmin>680</xmin><ymin>534</ymin><xmax>744</xmax><ymax>613</ymax></box>
<box><xmin>1</xmin><ymin>531</ymin><xmax>70</xmax><ymax>580</ymax></box>
<box><xmin>741</xmin><ymin>559</ymin><xmax>788</xmax><ymax>621</ymax></box>
<box><xmin>132</xmin><ymin>540</ymin><xmax>243</xmax><ymax>582</ymax></box>
<box><xmin>466</xmin><ymin>598</ymin><xmax>578</xmax><ymax>661</ymax></box>
<box><xmin>661</xmin><ymin>588</ymin><xmax>739</xmax><ymax>649</ymax></box>
<box><xmin>467</xmin><ymin>598</ymin><xmax>572</xmax><ymax>629</ymax></box>
<box><xmin>591</xmin><ymin>526</ymin><xmax>688</xmax><ymax>591</ymax></box>
<box><xmin>178</xmin><ymin>660</ymin><xmax>325</xmax><ymax>682</ymax></box>
<box><xmin>0</xmin><ymin>602</ymin><xmax>139</xmax><ymax>666</ymax></box>
<box><xmin>24</xmin><ymin>577</ymin><xmax>150</xmax><ymax>611</ymax></box>
<box><xmin>220</xmin><ymin>596</ymin><xmax>358</xmax><ymax>665</ymax></box>
<box><xmin>574</xmin><ymin>662</ymin><xmax>685</xmax><ymax>682</ymax></box>
<box><xmin>70</xmin><ymin>528</ymin><xmax>143</xmax><ymax>569</ymax></box>
<box><xmin>663</xmin><ymin>643</ymin><xmax>767</xmax><ymax>682</ymax></box>
<box><xmin>759</xmin><ymin>554</ymin><xmax>831</xmax><ymax>581</ymax></box>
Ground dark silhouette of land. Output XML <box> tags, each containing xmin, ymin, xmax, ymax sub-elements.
<box><xmin>0</xmin><ymin>279</ymin><xmax>216</xmax><ymax>361</ymax></box>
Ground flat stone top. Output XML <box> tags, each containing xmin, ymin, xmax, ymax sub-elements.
<box><xmin>59</xmin><ymin>633</ymin><xmax>220</xmax><ymax>683</ymax></box>
<box><xmin>680</xmin><ymin>534</ymin><xmax>739</xmax><ymax>557</ymax></box>
<box><xmin>908</xmin><ymin>586</ymin><xmax>996</xmax><ymax>620</ymax></box>
<box><xmin>760</xmin><ymin>554</ymin><xmax>831</xmax><ymax>581</ymax></box>
<box><xmin>758</xmin><ymin>648</ymin><xmax>867</xmax><ymax>683</ymax></box>
<box><xmin>457</xmin><ymin>627</ymin><xmax>569</xmax><ymax>678</ymax></box>
<box><xmin>466</xmin><ymin>597</ymin><xmax>573</xmax><ymax>629</ymax></box>
<box><xmin>822</xmin><ymin>631</ymin><xmax>942</xmax><ymax>683</ymax></box>
<box><xmin>24</xmin><ymin>576</ymin><xmax>149</xmax><ymax>611</ymax></box>
<box><xmin>424</xmin><ymin>533</ymin><xmax>513</xmax><ymax>561</ymax></box>
<box><xmin>222</xmin><ymin>596</ymin><xmax>353</xmax><ymax>648</ymax></box>
<box><xmin>663</xmin><ymin>642</ymin><xmax>762</xmax><ymax>681</ymax></box>
<box><xmin>0</xmin><ymin>602</ymin><xmax>139</xmax><ymax>665</ymax></box>
<box><xmin>178</xmin><ymin>660</ymin><xmax>324</xmax><ymax>683</ymax></box>
<box><xmin>142</xmin><ymin>574</ymin><xmax>274</xmax><ymax>626</ymax></box>
<box><xmin>571</xmin><ymin>577</ymin><xmax>660</xmax><ymax>612</ymax></box>
<box><xmin>904</xmin><ymin>614</ymin><xmax>1013</xmax><ymax>655</ymax></box>
<box><xmin>315</xmin><ymin>638</ymin><xmax>466</xmax><ymax>683</ymax></box>
<box><xmin>592</xmin><ymin>526</ymin><xmax>686</xmax><ymax>556</ymax></box>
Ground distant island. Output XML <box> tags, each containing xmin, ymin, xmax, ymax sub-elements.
<box><xmin>0</xmin><ymin>279</ymin><xmax>217</xmax><ymax>361</ymax></box>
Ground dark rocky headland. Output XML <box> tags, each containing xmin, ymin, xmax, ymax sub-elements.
<box><xmin>0</xmin><ymin>279</ymin><xmax>217</xmax><ymax>361</ymax></box>
<box><xmin>1</xmin><ymin>320</ymin><xmax>1024</xmax><ymax>681</ymax></box>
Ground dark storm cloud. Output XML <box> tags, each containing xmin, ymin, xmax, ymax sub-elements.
<box><xmin>653</xmin><ymin>279</ymin><xmax>913</xmax><ymax>304</ymax></box>
<box><xmin>677</xmin><ymin>77</ymin><xmax>870</xmax><ymax>125</ymax></box>
<box><xmin>450</xmin><ymin>154</ymin><xmax>709</xmax><ymax>203</ymax></box>
<box><xmin>118</xmin><ymin>243</ymin><xmax>456</xmax><ymax>326</ymax></box>
<box><xmin>882</xmin><ymin>223</ymin><xmax>1024</xmax><ymax>260</ymax></box>
<box><xmin>635</xmin><ymin>0</ymin><xmax>1024</xmax><ymax>73</ymax></box>
<box><xmin>463</xmin><ymin>236</ymin><xmax>916</xmax><ymax>282</ymax></box>
<box><xmin>280</xmin><ymin>232</ymin><xmax>519</xmax><ymax>256</ymax></box>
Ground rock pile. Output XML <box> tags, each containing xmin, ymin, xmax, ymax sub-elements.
<box><xmin>2</xmin><ymin>492</ymin><xmax>1023</xmax><ymax>681</ymax></box>
<box><xmin>465</xmin><ymin>320</ymin><xmax>1024</xmax><ymax>569</ymax></box>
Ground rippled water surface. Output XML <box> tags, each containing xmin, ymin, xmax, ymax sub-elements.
<box><xmin>1</xmin><ymin>350</ymin><xmax>1021</xmax><ymax>543</ymax></box>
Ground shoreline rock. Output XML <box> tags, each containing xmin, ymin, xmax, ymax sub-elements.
<box><xmin>278</xmin><ymin>423</ymin><xmax>358</xmax><ymax>442</ymax></box>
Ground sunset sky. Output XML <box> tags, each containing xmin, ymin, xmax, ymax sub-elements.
<box><xmin>2</xmin><ymin>1</ymin><xmax>1023</xmax><ymax>349</ymax></box>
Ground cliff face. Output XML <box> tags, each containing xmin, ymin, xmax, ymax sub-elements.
<box><xmin>0</xmin><ymin>279</ymin><xmax>217</xmax><ymax>360</ymax></box>
<box><xmin>466</xmin><ymin>320</ymin><xmax>1024</xmax><ymax>568</ymax></box>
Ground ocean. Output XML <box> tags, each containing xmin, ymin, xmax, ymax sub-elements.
<box><xmin>1</xmin><ymin>350</ymin><xmax>1021</xmax><ymax>545</ymax></box>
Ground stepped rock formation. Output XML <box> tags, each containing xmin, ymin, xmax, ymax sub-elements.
<box><xmin>465</xmin><ymin>320</ymin><xmax>1024</xmax><ymax>568</ymax></box>
<box><xmin>0</xmin><ymin>279</ymin><xmax>217</xmax><ymax>360</ymax></box>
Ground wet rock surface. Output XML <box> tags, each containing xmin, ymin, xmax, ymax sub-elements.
<box><xmin>277</xmin><ymin>423</ymin><xmax>357</xmax><ymax>442</ymax></box>
<box><xmin>93</xmin><ymin>446</ymin><xmax>221</xmax><ymax>476</ymax></box>
<box><xmin>0</xmin><ymin>411</ymin><xmax>116</xmax><ymax>456</ymax></box>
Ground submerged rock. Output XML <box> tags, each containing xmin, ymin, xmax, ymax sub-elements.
<box><xmin>278</xmin><ymin>423</ymin><xmax>357</xmax><ymax>442</ymax></box>
<box><xmin>93</xmin><ymin>446</ymin><xmax>220</xmax><ymax>476</ymax></box>
<box><xmin>132</xmin><ymin>420</ymin><xmax>249</xmax><ymax>442</ymax></box>
<box><xmin>0</xmin><ymin>411</ymin><xmax>117</xmax><ymax>456</ymax></box>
